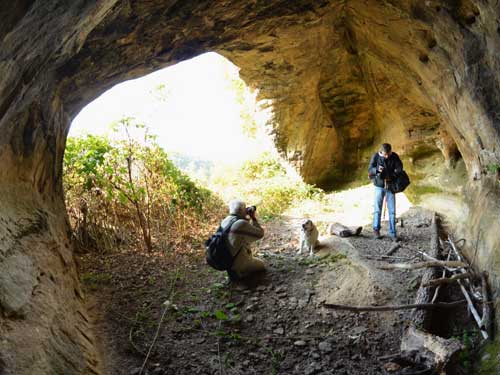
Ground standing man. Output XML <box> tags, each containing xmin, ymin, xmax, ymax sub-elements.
<box><xmin>368</xmin><ymin>143</ymin><xmax>403</xmax><ymax>242</ymax></box>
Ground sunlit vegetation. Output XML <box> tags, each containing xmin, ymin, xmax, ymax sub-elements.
<box><xmin>64</xmin><ymin>119</ymin><xmax>329</xmax><ymax>255</ymax></box>
<box><xmin>208</xmin><ymin>152</ymin><xmax>325</xmax><ymax>221</ymax></box>
<box><xmin>64</xmin><ymin>54</ymin><xmax>341</xmax><ymax>253</ymax></box>
<box><xmin>64</xmin><ymin>117</ymin><xmax>224</xmax><ymax>253</ymax></box>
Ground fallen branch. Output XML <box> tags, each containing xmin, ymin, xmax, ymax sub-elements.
<box><xmin>139</xmin><ymin>267</ymin><xmax>180</xmax><ymax>375</ymax></box>
<box><xmin>328</xmin><ymin>222</ymin><xmax>362</xmax><ymax>237</ymax></box>
<box><xmin>378</xmin><ymin>260</ymin><xmax>465</xmax><ymax>270</ymax></box>
<box><xmin>457</xmin><ymin>278</ymin><xmax>488</xmax><ymax>339</ymax></box>
<box><xmin>480</xmin><ymin>272</ymin><xmax>492</xmax><ymax>339</ymax></box>
<box><xmin>363</xmin><ymin>255</ymin><xmax>414</xmax><ymax>261</ymax></box>
<box><xmin>386</xmin><ymin>243</ymin><xmax>401</xmax><ymax>256</ymax></box>
<box><xmin>447</xmin><ymin>236</ymin><xmax>488</xmax><ymax>339</ymax></box>
<box><xmin>418</xmin><ymin>250</ymin><xmax>439</xmax><ymax>262</ymax></box>
<box><xmin>139</xmin><ymin>303</ymin><xmax>170</xmax><ymax>375</ymax></box>
<box><xmin>423</xmin><ymin>272</ymin><xmax>473</xmax><ymax>288</ymax></box>
<box><xmin>323</xmin><ymin>300</ymin><xmax>466</xmax><ymax>312</ymax></box>
<box><xmin>412</xmin><ymin>213</ymin><xmax>441</xmax><ymax>329</ymax></box>
<box><xmin>431</xmin><ymin>250</ymin><xmax>451</xmax><ymax>303</ymax></box>
<box><xmin>447</xmin><ymin>236</ymin><xmax>480</xmax><ymax>297</ymax></box>
<box><xmin>217</xmin><ymin>321</ymin><xmax>223</xmax><ymax>375</ymax></box>
<box><xmin>400</xmin><ymin>215</ymin><xmax>464</xmax><ymax>373</ymax></box>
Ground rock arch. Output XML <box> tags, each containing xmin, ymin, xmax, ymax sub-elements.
<box><xmin>0</xmin><ymin>1</ymin><xmax>499</xmax><ymax>373</ymax></box>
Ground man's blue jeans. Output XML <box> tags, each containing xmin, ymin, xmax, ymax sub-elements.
<box><xmin>373</xmin><ymin>186</ymin><xmax>396</xmax><ymax>238</ymax></box>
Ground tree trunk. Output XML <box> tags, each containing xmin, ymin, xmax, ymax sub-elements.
<box><xmin>328</xmin><ymin>222</ymin><xmax>362</xmax><ymax>237</ymax></box>
<box><xmin>135</xmin><ymin>202</ymin><xmax>153</xmax><ymax>252</ymax></box>
<box><xmin>411</xmin><ymin>212</ymin><xmax>440</xmax><ymax>330</ymax></box>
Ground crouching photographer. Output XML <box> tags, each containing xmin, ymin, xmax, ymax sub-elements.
<box><xmin>220</xmin><ymin>200</ymin><xmax>266</xmax><ymax>282</ymax></box>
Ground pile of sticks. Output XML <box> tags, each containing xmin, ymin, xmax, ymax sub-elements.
<box><xmin>324</xmin><ymin>212</ymin><xmax>493</xmax><ymax>374</ymax></box>
<box><xmin>398</xmin><ymin>213</ymin><xmax>492</xmax><ymax>373</ymax></box>
<box><xmin>371</xmin><ymin>215</ymin><xmax>492</xmax><ymax>340</ymax></box>
<box><xmin>436</xmin><ymin>235</ymin><xmax>492</xmax><ymax>340</ymax></box>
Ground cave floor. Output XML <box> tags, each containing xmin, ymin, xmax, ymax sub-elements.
<box><xmin>79</xmin><ymin>208</ymin><xmax>471</xmax><ymax>375</ymax></box>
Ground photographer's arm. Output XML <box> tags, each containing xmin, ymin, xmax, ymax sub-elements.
<box><xmin>231</xmin><ymin>219</ymin><xmax>264</xmax><ymax>241</ymax></box>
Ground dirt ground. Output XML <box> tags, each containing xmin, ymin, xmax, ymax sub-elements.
<box><xmin>79</xmin><ymin>207</ymin><xmax>467</xmax><ymax>375</ymax></box>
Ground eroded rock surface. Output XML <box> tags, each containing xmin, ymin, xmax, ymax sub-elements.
<box><xmin>0</xmin><ymin>1</ymin><xmax>499</xmax><ymax>374</ymax></box>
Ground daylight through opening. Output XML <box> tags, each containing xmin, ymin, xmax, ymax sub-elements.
<box><xmin>65</xmin><ymin>52</ymin><xmax>412</xmax><ymax>254</ymax></box>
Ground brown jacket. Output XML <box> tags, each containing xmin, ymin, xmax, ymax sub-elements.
<box><xmin>220</xmin><ymin>215</ymin><xmax>265</xmax><ymax>276</ymax></box>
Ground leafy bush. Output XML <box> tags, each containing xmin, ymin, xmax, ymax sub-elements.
<box><xmin>64</xmin><ymin>118</ymin><xmax>224</xmax><ymax>252</ymax></box>
<box><xmin>240</xmin><ymin>152</ymin><xmax>286</xmax><ymax>179</ymax></box>
<box><xmin>210</xmin><ymin>153</ymin><xmax>324</xmax><ymax>220</ymax></box>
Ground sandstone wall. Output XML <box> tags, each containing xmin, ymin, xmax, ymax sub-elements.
<box><xmin>0</xmin><ymin>1</ymin><xmax>499</xmax><ymax>373</ymax></box>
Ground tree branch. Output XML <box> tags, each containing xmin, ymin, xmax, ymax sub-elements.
<box><xmin>423</xmin><ymin>272</ymin><xmax>473</xmax><ymax>288</ymax></box>
<box><xmin>323</xmin><ymin>300</ymin><xmax>466</xmax><ymax>312</ymax></box>
<box><xmin>378</xmin><ymin>260</ymin><xmax>466</xmax><ymax>270</ymax></box>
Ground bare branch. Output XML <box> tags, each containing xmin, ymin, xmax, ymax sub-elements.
<box><xmin>323</xmin><ymin>300</ymin><xmax>466</xmax><ymax>312</ymax></box>
<box><xmin>423</xmin><ymin>272</ymin><xmax>473</xmax><ymax>288</ymax></box>
<box><xmin>378</xmin><ymin>260</ymin><xmax>466</xmax><ymax>270</ymax></box>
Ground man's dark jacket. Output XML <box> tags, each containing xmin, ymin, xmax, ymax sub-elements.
<box><xmin>368</xmin><ymin>152</ymin><xmax>403</xmax><ymax>188</ymax></box>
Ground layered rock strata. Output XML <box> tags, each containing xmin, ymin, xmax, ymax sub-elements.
<box><xmin>0</xmin><ymin>1</ymin><xmax>499</xmax><ymax>373</ymax></box>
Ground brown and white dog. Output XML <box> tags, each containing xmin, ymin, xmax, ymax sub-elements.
<box><xmin>298</xmin><ymin>219</ymin><xmax>319</xmax><ymax>257</ymax></box>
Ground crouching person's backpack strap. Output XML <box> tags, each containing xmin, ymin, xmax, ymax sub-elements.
<box><xmin>205</xmin><ymin>216</ymin><xmax>239</xmax><ymax>271</ymax></box>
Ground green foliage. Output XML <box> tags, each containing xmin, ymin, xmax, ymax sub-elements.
<box><xmin>486</xmin><ymin>163</ymin><xmax>500</xmax><ymax>174</ymax></box>
<box><xmin>81</xmin><ymin>272</ymin><xmax>112</xmax><ymax>290</ymax></box>
<box><xmin>226</xmin><ymin>71</ymin><xmax>258</xmax><ymax>138</ymax></box>
<box><xmin>456</xmin><ymin>331</ymin><xmax>474</xmax><ymax>372</ymax></box>
<box><xmin>64</xmin><ymin>117</ymin><xmax>224</xmax><ymax>252</ymax></box>
<box><xmin>477</xmin><ymin>340</ymin><xmax>500</xmax><ymax>374</ymax></box>
<box><xmin>214</xmin><ymin>310</ymin><xmax>229</xmax><ymax>321</ymax></box>
<box><xmin>240</xmin><ymin>152</ymin><xmax>286</xmax><ymax>179</ymax></box>
<box><xmin>409</xmin><ymin>184</ymin><xmax>443</xmax><ymax>197</ymax></box>
<box><xmin>266</xmin><ymin>347</ymin><xmax>283</xmax><ymax>375</ymax></box>
<box><xmin>210</xmin><ymin>152</ymin><xmax>324</xmax><ymax>220</ymax></box>
<box><xmin>65</xmin><ymin>135</ymin><xmax>113</xmax><ymax>191</ymax></box>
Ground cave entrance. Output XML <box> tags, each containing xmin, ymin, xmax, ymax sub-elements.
<box><xmin>69</xmin><ymin>52</ymin><xmax>275</xmax><ymax>168</ymax></box>
<box><xmin>64</xmin><ymin>50</ymin><xmax>419</xmax><ymax>374</ymax></box>
<box><xmin>3</xmin><ymin>1</ymin><xmax>500</xmax><ymax>374</ymax></box>
<box><xmin>65</xmin><ymin>51</ymin><xmax>280</xmax><ymax>254</ymax></box>
<box><xmin>65</xmin><ymin>51</ymin><xmax>413</xmax><ymax>255</ymax></box>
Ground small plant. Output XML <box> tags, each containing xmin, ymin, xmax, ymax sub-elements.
<box><xmin>214</xmin><ymin>310</ymin><xmax>229</xmax><ymax>321</ymax></box>
<box><xmin>147</xmin><ymin>275</ymin><xmax>156</xmax><ymax>285</ymax></box>
<box><xmin>81</xmin><ymin>272</ymin><xmax>112</xmax><ymax>290</ymax></box>
<box><xmin>266</xmin><ymin>347</ymin><xmax>283</xmax><ymax>375</ymax></box>
<box><xmin>183</xmin><ymin>306</ymin><xmax>200</xmax><ymax>314</ymax></box>
<box><xmin>454</xmin><ymin>330</ymin><xmax>479</xmax><ymax>372</ymax></box>
<box><xmin>477</xmin><ymin>340</ymin><xmax>500</xmax><ymax>374</ymax></box>
<box><xmin>486</xmin><ymin>163</ymin><xmax>500</xmax><ymax>174</ymax></box>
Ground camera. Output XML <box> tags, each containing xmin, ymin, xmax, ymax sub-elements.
<box><xmin>246</xmin><ymin>205</ymin><xmax>257</xmax><ymax>215</ymax></box>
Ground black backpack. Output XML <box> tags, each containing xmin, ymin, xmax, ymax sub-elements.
<box><xmin>390</xmin><ymin>170</ymin><xmax>411</xmax><ymax>193</ymax></box>
<box><xmin>205</xmin><ymin>216</ymin><xmax>240</xmax><ymax>271</ymax></box>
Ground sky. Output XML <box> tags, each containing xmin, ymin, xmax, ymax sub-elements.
<box><xmin>70</xmin><ymin>52</ymin><xmax>274</xmax><ymax>164</ymax></box>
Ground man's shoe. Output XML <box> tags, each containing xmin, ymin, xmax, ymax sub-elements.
<box><xmin>390</xmin><ymin>235</ymin><xmax>401</xmax><ymax>242</ymax></box>
<box><xmin>373</xmin><ymin>230</ymin><xmax>382</xmax><ymax>239</ymax></box>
